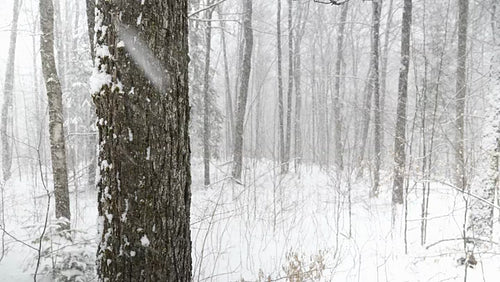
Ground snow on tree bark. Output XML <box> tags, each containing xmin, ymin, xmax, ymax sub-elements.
<box><xmin>468</xmin><ymin>0</ymin><xmax>499</xmax><ymax>244</ymax></box>
<box><xmin>93</xmin><ymin>0</ymin><xmax>192</xmax><ymax>280</ymax></box>
<box><xmin>40</xmin><ymin>0</ymin><xmax>72</xmax><ymax>224</ymax></box>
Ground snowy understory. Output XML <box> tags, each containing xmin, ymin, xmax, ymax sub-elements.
<box><xmin>0</xmin><ymin>159</ymin><xmax>499</xmax><ymax>281</ymax></box>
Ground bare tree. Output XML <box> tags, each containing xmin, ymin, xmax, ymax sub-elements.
<box><xmin>40</xmin><ymin>0</ymin><xmax>71</xmax><ymax>225</ymax></box>
<box><xmin>392</xmin><ymin>0</ymin><xmax>412</xmax><ymax>205</ymax></box>
<box><xmin>333</xmin><ymin>3</ymin><xmax>349</xmax><ymax>170</ymax></box>
<box><xmin>232</xmin><ymin>0</ymin><xmax>254</xmax><ymax>180</ymax></box>
<box><xmin>371</xmin><ymin>0</ymin><xmax>382</xmax><ymax>196</ymax></box>
<box><xmin>277</xmin><ymin>0</ymin><xmax>286</xmax><ymax>174</ymax></box>
<box><xmin>202</xmin><ymin>3</ymin><xmax>215</xmax><ymax>186</ymax></box>
<box><xmin>283</xmin><ymin>0</ymin><xmax>293</xmax><ymax>173</ymax></box>
<box><xmin>293</xmin><ymin>1</ymin><xmax>309</xmax><ymax>171</ymax></box>
<box><xmin>1</xmin><ymin>0</ymin><xmax>21</xmax><ymax>183</ymax></box>
<box><xmin>455</xmin><ymin>0</ymin><xmax>469</xmax><ymax>191</ymax></box>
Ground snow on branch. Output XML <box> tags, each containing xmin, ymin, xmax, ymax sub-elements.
<box><xmin>313</xmin><ymin>0</ymin><xmax>350</xmax><ymax>5</ymax></box>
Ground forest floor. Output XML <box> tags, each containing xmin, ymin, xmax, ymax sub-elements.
<box><xmin>0</xmin><ymin>159</ymin><xmax>499</xmax><ymax>281</ymax></box>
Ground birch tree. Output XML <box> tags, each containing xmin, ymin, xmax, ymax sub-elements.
<box><xmin>93</xmin><ymin>0</ymin><xmax>192</xmax><ymax>279</ymax></box>
<box><xmin>40</xmin><ymin>0</ymin><xmax>72</xmax><ymax>225</ymax></box>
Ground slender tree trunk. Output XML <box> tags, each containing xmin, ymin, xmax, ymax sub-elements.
<box><xmin>40</xmin><ymin>0</ymin><xmax>71</xmax><ymax>225</ymax></box>
<box><xmin>277</xmin><ymin>0</ymin><xmax>285</xmax><ymax>173</ymax></box>
<box><xmin>380</xmin><ymin>0</ymin><xmax>394</xmax><ymax>152</ymax></box>
<box><xmin>85</xmin><ymin>0</ymin><xmax>97</xmax><ymax>188</ymax></box>
<box><xmin>86</xmin><ymin>0</ymin><xmax>95</xmax><ymax>62</ymax></box>
<box><xmin>333</xmin><ymin>3</ymin><xmax>349</xmax><ymax>171</ymax></box>
<box><xmin>283</xmin><ymin>0</ymin><xmax>293</xmax><ymax>173</ymax></box>
<box><xmin>392</xmin><ymin>0</ymin><xmax>412</xmax><ymax>205</ymax></box>
<box><xmin>358</xmin><ymin>66</ymin><xmax>373</xmax><ymax>173</ymax></box>
<box><xmin>219</xmin><ymin>6</ymin><xmax>234</xmax><ymax>160</ymax></box>
<box><xmin>455</xmin><ymin>0</ymin><xmax>469</xmax><ymax>191</ymax></box>
<box><xmin>202</xmin><ymin>6</ymin><xmax>214</xmax><ymax>186</ymax></box>
<box><xmin>232</xmin><ymin>0</ymin><xmax>253</xmax><ymax>180</ymax></box>
<box><xmin>1</xmin><ymin>0</ymin><xmax>20</xmax><ymax>182</ymax></box>
<box><xmin>293</xmin><ymin>2</ymin><xmax>308</xmax><ymax>171</ymax></box>
<box><xmin>94</xmin><ymin>0</ymin><xmax>192</xmax><ymax>280</ymax></box>
<box><xmin>371</xmin><ymin>0</ymin><xmax>382</xmax><ymax>196</ymax></box>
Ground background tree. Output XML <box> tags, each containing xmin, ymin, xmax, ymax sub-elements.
<box><xmin>93</xmin><ymin>0</ymin><xmax>192</xmax><ymax>279</ymax></box>
<box><xmin>455</xmin><ymin>0</ymin><xmax>468</xmax><ymax>190</ymax></box>
<box><xmin>232</xmin><ymin>0</ymin><xmax>253</xmax><ymax>180</ymax></box>
<box><xmin>371</xmin><ymin>0</ymin><xmax>382</xmax><ymax>196</ymax></box>
<box><xmin>392</xmin><ymin>0</ymin><xmax>412</xmax><ymax>206</ymax></box>
<box><xmin>333</xmin><ymin>2</ymin><xmax>349</xmax><ymax>170</ymax></box>
<box><xmin>1</xmin><ymin>0</ymin><xmax>20</xmax><ymax>183</ymax></box>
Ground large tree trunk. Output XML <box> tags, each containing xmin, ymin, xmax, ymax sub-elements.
<box><xmin>277</xmin><ymin>0</ymin><xmax>285</xmax><ymax>174</ymax></box>
<box><xmin>1</xmin><ymin>0</ymin><xmax>20</xmax><ymax>182</ymax></box>
<box><xmin>468</xmin><ymin>0</ymin><xmax>498</xmax><ymax>244</ymax></box>
<box><xmin>202</xmin><ymin>6</ymin><xmax>214</xmax><ymax>186</ymax></box>
<box><xmin>455</xmin><ymin>0</ymin><xmax>469</xmax><ymax>190</ymax></box>
<box><xmin>232</xmin><ymin>0</ymin><xmax>253</xmax><ymax>180</ymax></box>
<box><xmin>333</xmin><ymin>3</ymin><xmax>348</xmax><ymax>171</ymax></box>
<box><xmin>371</xmin><ymin>0</ymin><xmax>382</xmax><ymax>196</ymax></box>
<box><xmin>392</xmin><ymin>0</ymin><xmax>412</xmax><ymax>205</ymax></box>
<box><xmin>40</xmin><ymin>0</ymin><xmax>72</xmax><ymax>225</ymax></box>
<box><xmin>93</xmin><ymin>0</ymin><xmax>192</xmax><ymax>280</ymax></box>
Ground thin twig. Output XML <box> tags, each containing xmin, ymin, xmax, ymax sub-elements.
<box><xmin>189</xmin><ymin>0</ymin><xmax>228</xmax><ymax>18</ymax></box>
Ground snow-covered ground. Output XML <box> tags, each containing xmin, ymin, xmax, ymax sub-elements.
<box><xmin>0</xmin><ymin>159</ymin><xmax>499</xmax><ymax>281</ymax></box>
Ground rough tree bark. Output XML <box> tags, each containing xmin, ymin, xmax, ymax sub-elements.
<box><xmin>93</xmin><ymin>0</ymin><xmax>192</xmax><ymax>280</ymax></box>
<box><xmin>455</xmin><ymin>0</ymin><xmax>469</xmax><ymax>191</ymax></box>
<box><xmin>232</xmin><ymin>0</ymin><xmax>253</xmax><ymax>180</ymax></box>
<box><xmin>392</xmin><ymin>0</ymin><xmax>412</xmax><ymax>205</ymax></box>
<box><xmin>468</xmin><ymin>0</ymin><xmax>498</xmax><ymax>244</ymax></box>
<box><xmin>333</xmin><ymin>3</ymin><xmax>349</xmax><ymax>171</ymax></box>
<box><xmin>1</xmin><ymin>0</ymin><xmax>20</xmax><ymax>182</ymax></box>
<box><xmin>40</xmin><ymin>0</ymin><xmax>72</xmax><ymax>224</ymax></box>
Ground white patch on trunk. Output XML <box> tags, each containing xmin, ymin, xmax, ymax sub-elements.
<box><xmin>140</xmin><ymin>235</ymin><xmax>150</xmax><ymax>247</ymax></box>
